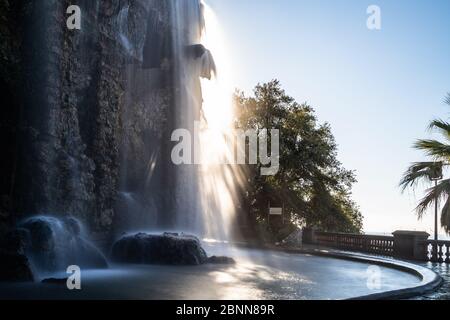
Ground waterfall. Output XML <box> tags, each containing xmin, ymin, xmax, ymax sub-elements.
<box><xmin>18</xmin><ymin>216</ymin><xmax>108</xmax><ymax>278</ymax></box>
<box><xmin>114</xmin><ymin>0</ymin><xmax>241</xmax><ymax>240</ymax></box>
<box><xmin>169</xmin><ymin>0</ymin><xmax>206</xmax><ymax>235</ymax></box>
<box><xmin>162</xmin><ymin>0</ymin><xmax>241</xmax><ymax>239</ymax></box>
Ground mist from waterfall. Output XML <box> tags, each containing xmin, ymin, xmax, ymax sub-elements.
<box><xmin>197</xmin><ymin>3</ymin><xmax>244</xmax><ymax>240</ymax></box>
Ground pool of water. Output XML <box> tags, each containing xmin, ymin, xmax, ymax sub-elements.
<box><xmin>0</xmin><ymin>244</ymin><xmax>422</xmax><ymax>300</ymax></box>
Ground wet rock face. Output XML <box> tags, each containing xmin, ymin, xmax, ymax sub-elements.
<box><xmin>111</xmin><ymin>232</ymin><xmax>208</xmax><ymax>265</ymax></box>
<box><xmin>0</xmin><ymin>0</ymin><xmax>194</xmax><ymax>240</ymax></box>
<box><xmin>1</xmin><ymin>0</ymin><xmax>138</xmax><ymax>235</ymax></box>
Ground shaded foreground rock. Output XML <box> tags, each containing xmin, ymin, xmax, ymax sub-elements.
<box><xmin>111</xmin><ymin>233</ymin><xmax>208</xmax><ymax>265</ymax></box>
<box><xmin>0</xmin><ymin>230</ymin><xmax>34</xmax><ymax>282</ymax></box>
<box><xmin>0</xmin><ymin>251</ymin><xmax>34</xmax><ymax>282</ymax></box>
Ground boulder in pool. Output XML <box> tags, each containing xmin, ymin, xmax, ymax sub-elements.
<box><xmin>111</xmin><ymin>232</ymin><xmax>208</xmax><ymax>265</ymax></box>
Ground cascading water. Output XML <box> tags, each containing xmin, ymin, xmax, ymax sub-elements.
<box><xmin>17</xmin><ymin>216</ymin><xmax>108</xmax><ymax>278</ymax></box>
<box><xmin>169</xmin><ymin>0</ymin><xmax>207</xmax><ymax>234</ymax></box>
<box><xmin>116</xmin><ymin>0</ymin><xmax>242</xmax><ymax>240</ymax></box>
<box><xmin>169</xmin><ymin>1</ymin><xmax>244</xmax><ymax>240</ymax></box>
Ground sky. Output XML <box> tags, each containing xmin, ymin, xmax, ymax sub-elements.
<box><xmin>206</xmin><ymin>0</ymin><xmax>450</xmax><ymax>235</ymax></box>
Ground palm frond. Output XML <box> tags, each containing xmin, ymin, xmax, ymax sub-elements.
<box><xmin>445</xmin><ymin>93</ymin><xmax>450</xmax><ymax>106</ymax></box>
<box><xmin>428</xmin><ymin>119</ymin><xmax>450</xmax><ymax>140</ymax></box>
<box><xmin>414</xmin><ymin>139</ymin><xmax>450</xmax><ymax>160</ymax></box>
<box><xmin>416</xmin><ymin>179</ymin><xmax>450</xmax><ymax>218</ymax></box>
<box><xmin>400</xmin><ymin>162</ymin><xmax>439</xmax><ymax>192</ymax></box>
<box><xmin>441</xmin><ymin>197</ymin><xmax>450</xmax><ymax>234</ymax></box>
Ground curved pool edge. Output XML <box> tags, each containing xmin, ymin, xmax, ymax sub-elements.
<box><xmin>284</xmin><ymin>247</ymin><xmax>442</xmax><ymax>300</ymax></box>
<box><xmin>235</xmin><ymin>243</ymin><xmax>443</xmax><ymax>300</ymax></box>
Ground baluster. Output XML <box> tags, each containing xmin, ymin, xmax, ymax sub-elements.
<box><xmin>431</xmin><ymin>242</ymin><xmax>438</xmax><ymax>262</ymax></box>
<box><xmin>438</xmin><ymin>243</ymin><xmax>444</xmax><ymax>263</ymax></box>
<box><xmin>429</xmin><ymin>243</ymin><xmax>434</xmax><ymax>261</ymax></box>
<box><xmin>445</xmin><ymin>244</ymin><xmax>450</xmax><ymax>263</ymax></box>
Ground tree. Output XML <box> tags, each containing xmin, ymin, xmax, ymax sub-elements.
<box><xmin>400</xmin><ymin>93</ymin><xmax>450</xmax><ymax>233</ymax></box>
<box><xmin>234</xmin><ymin>80</ymin><xmax>362</xmax><ymax>239</ymax></box>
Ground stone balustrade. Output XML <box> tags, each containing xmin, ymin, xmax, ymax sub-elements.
<box><xmin>303</xmin><ymin>229</ymin><xmax>444</xmax><ymax>262</ymax></box>
<box><xmin>422</xmin><ymin>240</ymin><xmax>450</xmax><ymax>263</ymax></box>
<box><xmin>314</xmin><ymin>231</ymin><xmax>394</xmax><ymax>256</ymax></box>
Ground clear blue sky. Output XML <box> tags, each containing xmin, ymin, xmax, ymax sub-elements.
<box><xmin>206</xmin><ymin>0</ymin><xmax>450</xmax><ymax>234</ymax></box>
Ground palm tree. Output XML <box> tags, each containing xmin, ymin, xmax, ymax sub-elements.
<box><xmin>400</xmin><ymin>93</ymin><xmax>450</xmax><ymax>234</ymax></box>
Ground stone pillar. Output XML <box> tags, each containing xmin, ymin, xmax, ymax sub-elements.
<box><xmin>392</xmin><ymin>231</ymin><xmax>430</xmax><ymax>261</ymax></box>
<box><xmin>302</xmin><ymin>227</ymin><xmax>317</xmax><ymax>244</ymax></box>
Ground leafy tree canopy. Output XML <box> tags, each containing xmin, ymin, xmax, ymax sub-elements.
<box><xmin>234</xmin><ymin>80</ymin><xmax>363</xmax><ymax>236</ymax></box>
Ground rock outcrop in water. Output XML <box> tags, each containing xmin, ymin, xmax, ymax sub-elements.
<box><xmin>111</xmin><ymin>232</ymin><xmax>208</xmax><ymax>265</ymax></box>
<box><xmin>207</xmin><ymin>256</ymin><xmax>236</xmax><ymax>265</ymax></box>
<box><xmin>111</xmin><ymin>232</ymin><xmax>236</xmax><ymax>266</ymax></box>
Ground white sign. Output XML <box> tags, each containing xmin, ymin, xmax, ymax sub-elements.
<box><xmin>269</xmin><ymin>207</ymin><xmax>282</xmax><ymax>216</ymax></box>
